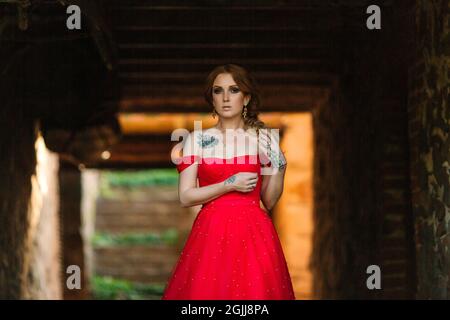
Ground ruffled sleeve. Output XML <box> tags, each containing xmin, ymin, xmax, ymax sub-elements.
<box><xmin>175</xmin><ymin>155</ymin><xmax>200</xmax><ymax>173</ymax></box>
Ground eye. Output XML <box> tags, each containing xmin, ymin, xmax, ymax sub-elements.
<box><xmin>213</xmin><ymin>88</ymin><xmax>222</xmax><ymax>94</ymax></box>
<box><xmin>230</xmin><ymin>87</ymin><xmax>240</xmax><ymax>93</ymax></box>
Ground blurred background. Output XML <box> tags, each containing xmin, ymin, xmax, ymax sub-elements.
<box><xmin>0</xmin><ymin>0</ymin><xmax>449</xmax><ymax>300</ymax></box>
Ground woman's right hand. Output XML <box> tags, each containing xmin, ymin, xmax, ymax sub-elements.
<box><xmin>224</xmin><ymin>172</ymin><xmax>258</xmax><ymax>193</ymax></box>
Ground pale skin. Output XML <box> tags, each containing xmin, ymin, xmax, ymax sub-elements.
<box><xmin>178</xmin><ymin>73</ymin><xmax>287</xmax><ymax>211</ymax></box>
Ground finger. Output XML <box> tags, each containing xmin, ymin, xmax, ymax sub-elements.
<box><xmin>247</xmin><ymin>182</ymin><xmax>257</xmax><ymax>189</ymax></box>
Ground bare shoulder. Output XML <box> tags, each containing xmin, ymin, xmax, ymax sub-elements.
<box><xmin>181</xmin><ymin>130</ymin><xmax>204</xmax><ymax>156</ymax></box>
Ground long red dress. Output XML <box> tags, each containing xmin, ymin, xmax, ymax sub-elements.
<box><xmin>162</xmin><ymin>154</ymin><xmax>296</xmax><ymax>300</ymax></box>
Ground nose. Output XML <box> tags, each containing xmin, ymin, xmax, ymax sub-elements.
<box><xmin>223</xmin><ymin>91</ymin><xmax>229</xmax><ymax>102</ymax></box>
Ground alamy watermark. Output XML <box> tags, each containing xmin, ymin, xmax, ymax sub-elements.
<box><xmin>366</xmin><ymin>5</ymin><xmax>381</xmax><ymax>30</ymax></box>
<box><xmin>366</xmin><ymin>264</ymin><xmax>381</xmax><ymax>290</ymax></box>
<box><xmin>66</xmin><ymin>5</ymin><xmax>81</xmax><ymax>30</ymax></box>
<box><xmin>170</xmin><ymin>121</ymin><xmax>286</xmax><ymax>176</ymax></box>
<box><xmin>66</xmin><ymin>265</ymin><xmax>81</xmax><ymax>290</ymax></box>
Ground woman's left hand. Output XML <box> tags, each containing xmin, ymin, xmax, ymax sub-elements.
<box><xmin>258</xmin><ymin>129</ymin><xmax>287</xmax><ymax>171</ymax></box>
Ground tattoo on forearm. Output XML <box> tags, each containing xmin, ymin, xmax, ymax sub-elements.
<box><xmin>224</xmin><ymin>175</ymin><xmax>236</xmax><ymax>185</ymax></box>
<box><xmin>267</xmin><ymin>149</ymin><xmax>287</xmax><ymax>170</ymax></box>
<box><xmin>259</xmin><ymin>130</ymin><xmax>286</xmax><ymax>170</ymax></box>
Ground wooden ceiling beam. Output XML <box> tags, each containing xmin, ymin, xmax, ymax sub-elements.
<box><xmin>85</xmin><ymin>133</ymin><xmax>175</xmax><ymax>169</ymax></box>
<box><xmin>118</xmin><ymin>45</ymin><xmax>332</xmax><ymax>60</ymax></box>
<box><xmin>109</xmin><ymin>7</ymin><xmax>340</xmax><ymax>29</ymax></box>
<box><xmin>107</xmin><ymin>4</ymin><xmax>392</xmax><ymax>29</ymax></box>
<box><xmin>119</xmin><ymin>82</ymin><xmax>331</xmax><ymax>93</ymax></box>
<box><xmin>114</xmin><ymin>98</ymin><xmax>316</xmax><ymax>113</ymax></box>
<box><xmin>106</xmin><ymin>0</ymin><xmax>393</xmax><ymax>7</ymax></box>
<box><xmin>112</xmin><ymin>28</ymin><xmax>340</xmax><ymax>45</ymax></box>
<box><xmin>117</xmin><ymin>58</ymin><xmax>336</xmax><ymax>73</ymax></box>
<box><xmin>119</xmin><ymin>71</ymin><xmax>335</xmax><ymax>84</ymax></box>
<box><xmin>112</xmin><ymin>85</ymin><xmax>331</xmax><ymax>113</ymax></box>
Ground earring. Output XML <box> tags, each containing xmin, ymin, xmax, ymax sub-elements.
<box><xmin>242</xmin><ymin>105</ymin><xmax>247</xmax><ymax>119</ymax></box>
<box><xmin>212</xmin><ymin>109</ymin><xmax>217</xmax><ymax>119</ymax></box>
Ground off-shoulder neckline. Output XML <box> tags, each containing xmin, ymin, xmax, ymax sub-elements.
<box><xmin>179</xmin><ymin>154</ymin><xmax>259</xmax><ymax>161</ymax></box>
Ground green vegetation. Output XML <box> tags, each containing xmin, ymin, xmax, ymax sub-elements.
<box><xmin>99</xmin><ymin>168</ymin><xmax>179</xmax><ymax>198</ymax></box>
<box><xmin>102</xmin><ymin>169</ymin><xmax>179</xmax><ymax>188</ymax></box>
<box><xmin>92</xmin><ymin>229</ymin><xmax>178</xmax><ymax>247</ymax></box>
<box><xmin>92</xmin><ymin>276</ymin><xmax>165</xmax><ymax>300</ymax></box>
<box><xmin>92</xmin><ymin>169</ymin><xmax>179</xmax><ymax>299</ymax></box>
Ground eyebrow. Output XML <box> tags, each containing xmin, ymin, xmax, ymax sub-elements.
<box><xmin>213</xmin><ymin>85</ymin><xmax>239</xmax><ymax>88</ymax></box>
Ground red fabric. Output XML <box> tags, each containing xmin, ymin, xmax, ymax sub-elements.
<box><xmin>176</xmin><ymin>155</ymin><xmax>200</xmax><ymax>173</ymax></box>
<box><xmin>163</xmin><ymin>154</ymin><xmax>295</xmax><ymax>300</ymax></box>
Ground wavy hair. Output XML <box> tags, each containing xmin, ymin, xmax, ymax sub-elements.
<box><xmin>203</xmin><ymin>64</ymin><xmax>267</xmax><ymax>133</ymax></box>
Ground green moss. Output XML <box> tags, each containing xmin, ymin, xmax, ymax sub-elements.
<box><xmin>92</xmin><ymin>229</ymin><xmax>178</xmax><ymax>247</ymax></box>
<box><xmin>92</xmin><ymin>276</ymin><xmax>165</xmax><ymax>300</ymax></box>
<box><xmin>102</xmin><ymin>169</ymin><xmax>178</xmax><ymax>188</ymax></box>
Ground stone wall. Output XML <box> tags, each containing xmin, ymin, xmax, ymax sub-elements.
<box><xmin>407</xmin><ymin>0</ymin><xmax>450</xmax><ymax>299</ymax></box>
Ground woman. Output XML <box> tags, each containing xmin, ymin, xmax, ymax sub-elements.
<box><xmin>162</xmin><ymin>64</ymin><xmax>295</xmax><ymax>300</ymax></box>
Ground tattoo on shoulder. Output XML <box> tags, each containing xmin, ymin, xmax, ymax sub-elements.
<box><xmin>224</xmin><ymin>175</ymin><xmax>236</xmax><ymax>185</ymax></box>
<box><xmin>196</xmin><ymin>133</ymin><xmax>219</xmax><ymax>149</ymax></box>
